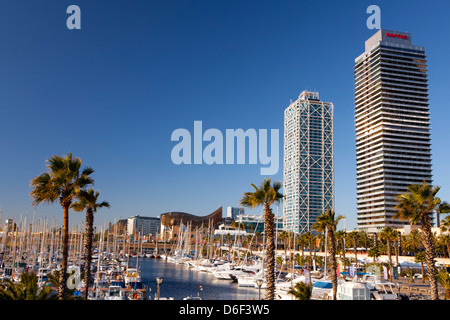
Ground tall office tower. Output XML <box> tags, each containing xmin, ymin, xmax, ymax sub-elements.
<box><xmin>283</xmin><ymin>91</ymin><xmax>334</xmax><ymax>234</ymax></box>
<box><xmin>355</xmin><ymin>30</ymin><xmax>432</xmax><ymax>233</ymax></box>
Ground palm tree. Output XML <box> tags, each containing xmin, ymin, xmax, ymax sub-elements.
<box><xmin>276</xmin><ymin>256</ymin><xmax>284</xmax><ymax>271</ymax></box>
<box><xmin>240</xmin><ymin>178</ymin><xmax>283</xmax><ymax>300</ymax></box>
<box><xmin>30</xmin><ymin>153</ymin><xmax>94</xmax><ymax>300</ymax></box>
<box><xmin>358</xmin><ymin>231</ymin><xmax>371</xmax><ymax>254</ymax></box>
<box><xmin>404</xmin><ymin>268</ymin><xmax>415</xmax><ymax>283</ymax></box>
<box><xmin>347</xmin><ymin>231</ymin><xmax>359</xmax><ymax>265</ymax></box>
<box><xmin>438</xmin><ymin>234</ymin><xmax>450</xmax><ymax>258</ymax></box>
<box><xmin>336</xmin><ymin>230</ymin><xmax>347</xmax><ymax>267</ymax></box>
<box><xmin>368</xmin><ymin>246</ymin><xmax>381</xmax><ymax>264</ymax></box>
<box><xmin>294</xmin><ymin>253</ymin><xmax>305</xmax><ymax>268</ymax></box>
<box><xmin>414</xmin><ymin>252</ymin><xmax>426</xmax><ymax>284</ymax></box>
<box><xmin>394</xmin><ymin>181</ymin><xmax>443</xmax><ymax>300</ymax></box>
<box><xmin>437</xmin><ymin>268</ymin><xmax>450</xmax><ymax>300</ymax></box>
<box><xmin>436</xmin><ymin>201</ymin><xmax>450</xmax><ymax>228</ymax></box>
<box><xmin>279</xmin><ymin>231</ymin><xmax>289</xmax><ymax>268</ymax></box>
<box><xmin>380</xmin><ymin>227</ymin><xmax>398</xmax><ymax>280</ymax></box>
<box><xmin>393</xmin><ymin>233</ymin><xmax>401</xmax><ymax>268</ymax></box>
<box><xmin>47</xmin><ymin>271</ymin><xmax>82</xmax><ymax>300</ymax></box>
<box><xmin>304</xmin><ymin>231</ymin><xmax>315</xmax><ymax>263</ymax></box>
<box><xmin>0</xmin><ymin>272</ymin><xmax>57</xmax><ymax>300</ymax></box>
<box><xmin>404</xmin><ymin>229</ymin><xmax>422</xmax><ymax>255</ymax></box>
<box><xmin>71</xmin><ymin>188</ymin><xmax>110</xmax><ymax>300</ymax></box>
<box><xmin>298</xmin><ymin>234</ymin><xmax>306</xmax><ymax>260</ymax></box>
<box><xmin>313</xmin><ymin>208</ymin><xmax>343</xmax><ymax>300</ymax></box>
<box><xmin>441</xmin><ymin>216</ymin><xmax>450</xmax><ymax>233</ymax></box>
<box><xmin>288</xmin><ymin>281</ymin><xmax>312</xmax><ymax>300</ymax></box>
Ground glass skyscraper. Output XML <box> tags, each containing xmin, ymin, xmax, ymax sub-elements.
<box><xmin>354</xmin><ymin>30</ymin><xmax>432</xmax><ymax>233</ymax></box>
<box><xmin>283</xmin><ymin>91</ymin><xmax>334</xmax><ymax>234</ymax></box>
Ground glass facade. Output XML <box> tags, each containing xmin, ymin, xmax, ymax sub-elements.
<box><xmin>283</xmin><ymin>91</ymin><xmax>334</xmax><ymax>234</ymax></box>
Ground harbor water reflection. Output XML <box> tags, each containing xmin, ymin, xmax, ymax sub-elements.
<box><xmin>133</xmin><ymin>258</ymin><xmax>260</xmax><ymax>300</ymax></box>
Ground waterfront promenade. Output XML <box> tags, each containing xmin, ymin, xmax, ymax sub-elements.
<box><xmin>274</xmin><ymin>250</ymin><xmax>450</xmax><ymax>300</ymax></box>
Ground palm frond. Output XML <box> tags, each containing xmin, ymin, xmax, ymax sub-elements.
<box><xmin>240</xmin><ymin>179</ymin><xmax>283</xmax><ymax>209</ymax></box>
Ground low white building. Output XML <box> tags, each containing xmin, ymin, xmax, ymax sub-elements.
<box><xmin>127</xmin><ymin>215</ymin><xmax>160</xmax><ymax>238</ymax></box>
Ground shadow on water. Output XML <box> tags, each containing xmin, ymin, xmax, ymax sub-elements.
<box><xmin>130</xmin><ymin>258</ymin><xmax>260</xmax><ymax>300</ymax></box>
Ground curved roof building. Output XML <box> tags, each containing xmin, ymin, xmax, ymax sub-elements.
<box><xmin>160</xmin><ymin>207</ymin><xmax>222</xmax><ymax>229</ymax></box>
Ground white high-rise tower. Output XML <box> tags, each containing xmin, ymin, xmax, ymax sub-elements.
<box><xmin>355</xmin><ymin>30</ymin><xmax>432</xmax><ymax>233</ymax></box>
<box><xmin>283</xmin><ymin>91</ymin><xmax>334</xmax><ymax>234</ymax></box>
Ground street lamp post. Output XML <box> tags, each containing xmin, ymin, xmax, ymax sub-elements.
<box><xmin>156</xmin><ymin>277</ymin><xmax>163</xmax><ymax>300</ymax></box>
<box><xmin>256</xmin><ymin>279</ymin><xmax>263</xmax><ymax>300</ymax></box>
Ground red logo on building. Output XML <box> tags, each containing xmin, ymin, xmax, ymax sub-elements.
<box><xmin>385</xmin><ymin>32</ymin><xmax>407</xmax><ymax>40</ymax></box>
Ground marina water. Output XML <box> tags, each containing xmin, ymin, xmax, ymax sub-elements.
<box><xmin>132</xmin><ymin>258</ymin><xmax>260</xmax><ymax>300</ymax></box>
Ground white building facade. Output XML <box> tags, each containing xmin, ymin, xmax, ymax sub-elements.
<box><xmin>127</xmin><ymin>215</ymin><xmax>160</xmax><ymax>238</ymax></box>
<box><xmin>354</xmin><ymin>30</ymin><xmax>432</xmax><ymax>233</ymax></box>
<box><xmin>283</xmin><ymin>91</ymin><xmax>334</xmax><ymax>234</ymax></box>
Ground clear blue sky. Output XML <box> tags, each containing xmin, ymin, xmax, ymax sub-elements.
<box><xmin>0</xmin><ymin>0</ymin><xmax>449</xmax><ymax>231</ymax></box>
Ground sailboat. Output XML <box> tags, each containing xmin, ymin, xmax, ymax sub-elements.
<box><xmin>153</xmin><ymin>240</ymin><xmax>160</xmax><ymax>259</ymax></box>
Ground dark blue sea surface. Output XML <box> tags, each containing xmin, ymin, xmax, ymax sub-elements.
<box><xmin>131</xmin><ymin>258</ymin><xmax>261</xmax><ymax>300</ymax></box>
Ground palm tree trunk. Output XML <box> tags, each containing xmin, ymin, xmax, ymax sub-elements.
<box><xmin>394</xmin><ymin>239</ymin><xmax>399</xmax><ymax>267</ymax></box>
<box><xmin>264</xmin><ymin>203</ymin><xmax>275</xmax><ymax>300</ymax></box>
<box><xmin>342</xmin><ymin>239</ymin><xmax>346</xmax><ymax>268</ymax></box>
<box><xmin>422</xmin><ymin>225</ymin><xmax>439</xmax><ymax>300</ymax></box>
<box><xmin>387</xmin><ymin>242</ymin><xmax>392</xmax><ymax>281</ymax></box>
<box><xmin>436</xmin><ymin>209</ymin><xmax>440</xmax><ymax>228</ymax></box>
<box><xmin>328</xmin><ymin>227</ymin><xmax>338</xmax><ymax>300</ymax></box>
<box><xmin>421</xmin><ymin>262</ymin><xmax>425</xmax><ymax>284</ymax></box>
<box><xmin>84</xmin><ymin>209</ymin><xmax>94</xmax><ymax>300</ymax></box>
<box><xmin>308</xmin><ymin>239</ymin><xmax>312</xmax><ymax>260</ymax></box>
<box><xmin>447</xmin><ymin>243</ymin><xmax>450</xmax><ymax>259</ymax></box>
<box><xmin>58</xmin><ymin>203</ymin><xmax>70</xmax><ymax>300</ymax></box>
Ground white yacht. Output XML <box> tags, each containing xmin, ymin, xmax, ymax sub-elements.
<box><xmin>124</xmin><ymin>268</ymin><xmax>143</xmax><ymax>289</ymax></box>
<box><xmin>212</xmin><ymin>263</ymin><xmax>235</xmax><ymax>280</ymax></box>
<box><xmin>310</xmin><ymin>278</ymin><xmax>347</xmax><ymax>300</ymax></box>
<box><xmin>105</xmin><ymin>285</ymin><xmax>126</xmax><ymax>300</ymax></box>
<box><xmin>359</xmin><ymin>274</ymin><xmax>399</xmax><ymax>300</ymax></box>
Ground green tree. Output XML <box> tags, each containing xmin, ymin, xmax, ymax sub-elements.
<box><xmin>436</xmin><ymin>201</ymin><xmax>450</xmax><ymax>228</ymax></box>
<box><xmin>368</xmin><ymin>246</ymin><xmax>381</xmax><ymax>264</ymax></box>
<box><xmin>336</xmin><ymin>230</ymin><xmax>347</xmax><ymax>266</ymax></box>
<box><xmin>288</xmin><ymin>282</ymin><xmax>312</xmax><ymax>300</ymax></box>
<box><xmin>414</xmin><ymin>252</ymin><xmax>426</xmax><ymax>284</ymax></box>
<box><xmin>441</xmin><ymin>216</ymin><xmax>450</xmax><ymax>233</ymax></box>
<box><xmin>0</xmin><ymin>272</ymin><xmax>57</xmax><ymax>300</ymax></box>
<box><xmin>380</xmin><ymin>227</ymin><xmax>399</xmax><ymax>280</ymax></box>
<box><xmin>404</xmin><ymin>229</ymin><xmax>422</xmax><ymax>255</ymax></box>
<box><xmin>294</xmin><ymin>253</ymin><xmax>304</xmax><ymax>267</ymax></box>
<box><xmin>394</xmin><ymin>181</ymin><xmax>444</xmax><ymax>300</ymax></box>
<box><xmin>437</xmin><ymin>268</ymin><xmax>450</xmax><ymax>300</ymax></box>
<box><xmin>347</xmin><ymin>231</ymin><xmax>359</xmax><ymax>265</ymax></box>
<box><xmin>358</xmin><ymin>231</ymin><xmax>371</xmax><ymax>254</ymax></box>
<box><xmin>304</xmin><ymin>231</ymin><xmax>315</xmax><ymax>261</ymax></box>
<box><xmin>279</xmin><ymin>231</ymin><xmax>289</xmax><ymax>268</ymax></box>
<box><xmin>47</xmin><ymin>271</ymin><xmax>82</xmax><ymax>300</ymax></box>
<box><xmin>438</xmin><ymin>234</ymin><xmax>450</xmax><ymax>258</ymax></box>
<box><xmin>276</xmin><ymin>256</ymin><xmax>284</xmax><ymax>270</ymax></box>
<box><xmin>30</xmin><ymin>153</ymin><xmax>94</xmax><ymax>300</ymax></box>
<box><xmin>240</xmin><ymin>179</ymin><xmax>283</xmax><ymax>300</ymax></box>
<box><xmin>313</xmin><ymin>209</ymin><xmax>343</xmax><ymax>300</ymax></box>
<box><xmin>71</xmin><ymin>188</ymin><xmax>110</xmax><ymax>300</ymax></box>
<box><xmin>404</xmin><ymin>268</ymin><xmax>415</xmax><ymax>284</ymax></box>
